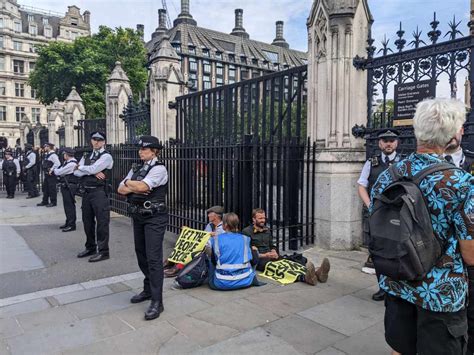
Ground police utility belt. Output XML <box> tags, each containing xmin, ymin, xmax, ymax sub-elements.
<box><xmin>128</xmin><ymin>201</ymin><xmax>167</xmax><ymax>216</ymax></box>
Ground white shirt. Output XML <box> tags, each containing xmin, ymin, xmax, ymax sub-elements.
<box><xmin>74</xmin><ymin>148</ymin><xmax>113</xmax><ymax>177</ymax></box>
<box><xmin>53</xmin><ymin>158</ymin><xmax>77</xmax><ymax>177</ymax></box>
<box><xmin>24</xmin><ymin>151</ymin><xmax>36</xmax><ymax>169</ymax></box>
<box><xmin>444</xmin><ymin>149</ymin><xmax>464</xmax><ymax>168</ymax></box>
<box><xmin>119</xmin><ymin>157</ymin><xmax>168</xmax><ymax>190</ymax></box>
<box><xmin>46</xmin><ymin>151</ymin><xmax>61</xmax><ymax>171</ymax></box>
<box><xmin>357</xmin><ymin>151</ymin><xmax>397</xmax><ymax>188</ymax></box>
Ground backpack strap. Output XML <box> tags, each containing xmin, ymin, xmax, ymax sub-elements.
<box><xmin>412</xmin><ymin>163</ymin><xmax>460</xmax><ymax>185</ymax></box>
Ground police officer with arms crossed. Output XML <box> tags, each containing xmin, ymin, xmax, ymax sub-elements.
<box><xmin>37</xmin><ymin>142</ymin><xmax>60</xmax><ymax>207</ymax></box>
<box><xmin>74</xmin><ymin>131</ymin><xmax>113</xmax><ymax>262</ymax></box>
<box><xmin>23</xmin><ymin>143</ymin><xmax>39</xmax><ymax>198</ymax></box>
<box><xmin>357</xmin><ymin>129</ymin><xmax>402</xmax><ymax>301</ymax></box>
<box><xmin>53</xmin><ymin>147</ymin><xmax>78</xmax><ymax>232</ymax></box>
<box><xmin>2</xmin><ymin>149</ymin><xmax>20</xmax><ymax>199</ymax></box>
<box><xmin>118</xmin><ymin>135</ymin><xmax>168</xmax><ymax>321</ymax></box>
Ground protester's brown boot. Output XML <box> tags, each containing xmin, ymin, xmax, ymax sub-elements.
<box><xmin>315</xmin><ymin>258</ymin><xmax>330</xmax><ymax>283</ymax></box>
<box><xmin>304</xmin><ymin>261</ymin><xmax>318</xmax><ymax>286</ymax></box>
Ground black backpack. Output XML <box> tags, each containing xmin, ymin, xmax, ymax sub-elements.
<box><xmin>369</xmin><ymin>162</ymin><xmax>459</xmax><ymax>281</ymax></box>
<box><xmin>175</xmin><ymin>252</ymin><xmax>209</xmax><ymax>289</ymax></box>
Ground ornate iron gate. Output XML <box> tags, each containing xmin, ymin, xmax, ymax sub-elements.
<box><xmin>121</xmin><ymin>99</ymin><xmax>151</xmax><ymax>144</ymax></box>
<box><xmin>75</xmin><ymin>118</ymin><xmax>106</xmax><ymax>147</ymax></box>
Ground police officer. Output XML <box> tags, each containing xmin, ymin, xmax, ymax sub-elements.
<box><xmin>37</xmin><ymin>142</ymin><xmax>60</xmax><ymax>207</ymax></box>
<box><xmin>118</xmin><ymin>135</ymin><xmax>168</xmax><ymax>321</ymax></box>
<box><xmin>22</xmin><ymin>143</ymin><xmax>39</xmax><ymax>198</ymax></box>
<box><xmin>74</xmin><ymin>131</ymin><xmax>113</xmax><ymax>262</ymax></box>
<box><xmin>2</xmin><ymin>149</ymin><xmax>20</xmax><ymax>198</ymax></box>
<box><xmin>53</xmin><ymin>147</ymin><xmax>78</xmax><ymax>232</ymax></box>
<box><xmin>357</xmin><ymin>129</ymin><xmax>402</xmax><ymax>301</ymax></box>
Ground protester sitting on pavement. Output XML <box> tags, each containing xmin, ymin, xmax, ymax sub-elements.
<box><xmin>241</xmin><ymin>208</ymin><xmax>330</xmax><ymax>286</ymax></box>
<box><xmin>371</xmin><ymin>98</ymin><xmax>474</xmax><ymax>355</ymax></box>
<box><xmin>163</xmin><ymin>205</ymin><xmax>225</xmax><ymax>277</ymax></box>
<box><xmin>208</xmin><ymin>212</ymin><xmax>260</xmax><ymax>290</ymax></box>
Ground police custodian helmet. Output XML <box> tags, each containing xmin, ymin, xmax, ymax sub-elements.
<box><xmin>137</xmin><ymin>135</ymin><xmax>163</xmax><ymax>149</ymax></box>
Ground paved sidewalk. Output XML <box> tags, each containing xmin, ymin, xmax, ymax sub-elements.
<box><xmin>0</xmin><ymin>248</ymin><xmax>389</xmax><ymax>355</ymax></box>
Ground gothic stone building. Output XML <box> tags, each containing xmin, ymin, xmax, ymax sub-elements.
<box><xmin>0</xmin><ymin>0</ymin><xmax>90</xmax><ymax>148</ymax></box>
<box><xmin>146</xmin><ymin>0</ymin><xmax>307</xmax><ymax>94</ymax></box>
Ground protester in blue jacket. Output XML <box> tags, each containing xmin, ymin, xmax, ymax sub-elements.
<box><xmin>209</xmin><ymin>212</ymin><xmax>259</xmax><ymax>290</ymax></box>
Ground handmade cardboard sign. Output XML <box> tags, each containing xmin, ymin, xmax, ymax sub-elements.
<box><xmin>167</xmin><ymin>227</ymin><xmax>211</xmax><ymax>265</ymax></box>
<box><xmin>260</xmin><ymin>259</ymin><xmax>306</xmax><ymax>284</ymax></box>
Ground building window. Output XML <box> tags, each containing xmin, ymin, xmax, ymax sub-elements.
<box><xmin>28</xmin><ymin>14</ymin><xmax>34</xmax><ymax>22</ymax></box>
<box><xmin>29</xmin><ymin>25</ymin><xmax>37</xmax><ymax>36</ymax></box>
<box><xmin>203</xmin><ymin>60</ymin><xmax>211</xmax><ymax>75</ymax></box>
<box><xmin>189</xmin><ymin>57</ymin><xmax>197</xmax><ymax>72</ymax></box>
<box><xmin>29</xmin><ymin>62</ymin><xmax>35</xmax><ymax>71</ymax></box>
<box><xmin>172</xmin><ymin>43</ymin><xmax>181</xmax><ymax>53</ymax></box>
<box><xmin>188</xmin><ymin>72</ymin><xmax>197</xmax><ymax>92</ymax></box>
<box><xmin>188</xmin><ymin>46</ymin><xmax>196</xmax><ymax>55</ymax></box>
<box><xmin>31</xmin><ymin>88</ymin><xmax>37</xmax><ymax>99</ymax></box>
<box><xmin>240</xmin><ymin>56</ymin><xmax>247</xmax><ymax>64</ymax></box>
<box><xmin>13</xmin><ymin>60</ymin><xmax>24</xmax><ymax>74</ymax></box>
<box><xmin>32</xmin><ymin>108</ymin><xmax>41</xmax><ymax>122</ymax></box>
<box><xmin>202</xmin><ymin>48</ymin><xmax>210</xmax><ymax>57</ymax></box>
<box><xmin>42</xmin><ymin>18</ymin><xmax>49</xmax><ymax>25</ymax></box>
<box><xmin>0</xmin><ymin>57</ymin><xmax>4</xmax><ymax>71</ymax></box>
<box><xmin>228</xmin><ymin>54</ymin><xmax>235</xmax><ymax>62</ymax></box>
<box><xmin>241</xmin><ymin>68</ymin><xmax>250</xmax><ymax>80</ymax></box>
<box><xmin>228</xmin><ymin>65</ymin><xmax>236</xmax><ymax>84</ymax></box>
<box><xmin>13</xmin><ymin>41</ymin><xmax>22</xmax><ymax>51</ymax></box>
<box><xmin>29</xmin><ymin>43</ymin><xmax>37</xmax><ymax>53</ymax></box>
<box><xmin>15</xmin><ymin>107</ymin><xmax>25</xmax><ymax>122</ymax></box>
<box><xmin>15</xmin><ymin>83</ymin><xmax>24</xmax><ymax>97</ymax></box>
<box><xmin>70</xmin><ymin>17</ymin><xmax>78</xmax><ymax>26</ymax></box>
<box><xmin>44</xmin><ymin>27</ymin><xmax>52</xmax><ymax>38</ymax></box>
<box><xmin>0</xmin><ymin>106</ymin><xmax>6</xmax><ymax>121</ymax></box>
<box><xmin>203</xmin><ymin>75</ymin><xmax>211</xmax><ymax>90</ymax></box>
<box><xmin>264</xmin><ymin>50</ymin><xmax>279</xmax><ymax>63</ymax></box>
<box><xmin>216</xmin><ymin>62</ymin><xmax>224</xmax><ymax>87</ymax></box>
<box><xmin>0</xmin><ymin>18</ymin><xmax>4</xmax><ymax>29</ymax></box>
<box><xmin>215</xmin><ymin>52</ymin><xmax>222</xmax><ymax>60</ymax></box>
<box><xmin>14</xmin><ymin>21</ymin><xmax>21</xmax><ymax>32</ymax></box>
<box><xmin>0</xmin><ymin>36</ymin><xmax>4</xmax><ymax>49</ymax></box>
<box><xmin>0</xmin><ymin>82</ymin><xmax>5</xmax><ymax>95</ymax></box>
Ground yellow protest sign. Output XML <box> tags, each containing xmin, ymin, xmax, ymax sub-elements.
<box><xmin>167</xmin><ymin>227</ymin><xmax>211</xmax><ymax>265</ymax></box>
<box><xmin>259</xmin><ymin>259</ymin><xmax>307</xmax><ymax>284</ymax></box>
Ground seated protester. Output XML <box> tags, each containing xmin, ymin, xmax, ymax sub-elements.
<box><xmin>208</xmin><ymin>212</ymin><xmax>259</xmax><ymax>290</ymax></box>
<box><xmin>242</xmin><ymin>208</ymin><xmax>330</xmax><ymax>286</ymax></box>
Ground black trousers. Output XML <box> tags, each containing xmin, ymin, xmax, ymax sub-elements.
<box><xmin>467</xmin><ymin>266</ymin><xmax>474</xmax><ymax>354</ymax></box>
<box><xmin>3</xmin><ymin>174</ymin><xmax>17</xmax><ymax>196</ymax></box>
<box><xmin>82</xmin><ymin>189</ymin><xmax>110</xmax><ymax>253</ymax></box>
<box><xmin>24</xmin><ymin>169</ymin><xmax>38</xmax><ymax>196</ymax></box>
<box><xmin>42</xmin><ymin>174</ymin><xmax>57</xmax><ymax>204</ymax></box>
<box><xmin>132</xmin><ymin>212</ymin><xmax>168</xmax><ymax>303</ymax></box>
<box><xmin>61</xmin><ymin>185</ymin><xmax>76</xmax><ymax>227</ymax></box>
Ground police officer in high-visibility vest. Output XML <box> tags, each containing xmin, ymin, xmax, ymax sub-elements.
<box><xmin>53</xmin><ymin>147</ymin><xmax>78</xmax><ymax>232</ymax></box>
<box><xmin>37</xmin><ymin>142</ymin><xmax>60</xmax><ymax>207</ymax></box>
<box><xmin>23</xmin><ymin>143</ymin><xmax>39</xmax><ymax>198</ymax></box>
<box><xmin>2</xmin><ymin>149</ymin><xmax>20</xmax><ymax>198</ymax></box>
<box><xmin>74</xmin><ymin>131</ymin><xmax>114</xmax><ymax>262</ymax></box>
<box><xmin>357</xmin><ymin>129</ymin><xmax>402</xmax><ymax>301</ymax></box>
<box><xmin>118</xmin><ymin>135</ymin><xmax>168</xmax><ymax>320</ymax></box>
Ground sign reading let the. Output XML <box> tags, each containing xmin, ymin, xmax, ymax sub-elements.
<box><xmin>393</xmin><ymin>80</ymin><xmax>436</xmax><ymax>126</ymax></box>
<box><xmin>167</xmin><ymin>227</ymin><xmax>211</xmax><ymax>265</ymax></box>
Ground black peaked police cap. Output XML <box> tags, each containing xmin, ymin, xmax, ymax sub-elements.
<box><xmin>90</xmin><ymin>131</ymin><xmax>106</xmax><ymax>141</ymax></box>
<box><xmin>377</xmin><ymin>129</ymin><xmax>400</xmax><ymax>140</ymax></box>
<box><xmin>137</xmin><ymin>135</ymin><xmax>163</xmax><ymax>149</ymax></box>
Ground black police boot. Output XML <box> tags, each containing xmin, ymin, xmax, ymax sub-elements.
<box><xmin>46</xmin><ymin>203</ymin><xmax>56</xmax><ymax>207</ymax></box>
<box><xmin>144</xmin><ymin>301</ymin><xmax>164</xmax><ymax>320</ymax></box>
<box><xmin>88</xmin><ymin>253</ymin><xmax>110</xmax><ymax>262</ymax></box>
<box><xmin>77</xmin><ymin>249</ymin><xmax>96</xmax><ymax>258</ymax></box>
<box><xmin>372</xmin><ymin>289</ymin><xmax>385</xmax><ymax>301</ymax></box>
<box><xmin>59</xmin><ymin>224</ymin><xmax>68</xmax><ymax>229</ymax></box>
<box><xmin>130</xmin><ymin>291</ymin><xmax>152</xmax><ymax>304</ymax></box>
<box><xmin>62</xmin><ymin>226</ymin><xmax>76</xmax><ymax>232</ymax></box>
<box><xmin>37</xmin><ymin>202</ymin><xmax>47</xmax><ymax>206</ymax></box>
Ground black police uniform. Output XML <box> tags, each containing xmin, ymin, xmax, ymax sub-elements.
<box><xmin>122</xmin><ymin>135</ymin><xmax>168</xmax><ymax>320</ymax></box>
<box><xmin>79</xmin><ymin>149</ymin><xmax>112</xmax><ymax>259</ymax></box>
<box><xmin>41</xmin><ymin>151</ymin><xmax>59</xmax><ymax>206</ymax></box>
<box><xmin>23</xmin><ymin>148</ymin><xmax>39</xmax><ymax>197</ymax></box>
<box><xmin>2</xmin><ymin>153</ymin><xmax>18</xmax><ymax>198</ymax></box>
<box><xmin>55</xmin><ymin>153</ymin><xmax>78</xmax><ymax>231</ymax></box>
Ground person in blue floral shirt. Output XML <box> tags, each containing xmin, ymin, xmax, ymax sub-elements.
<box><xmin>370</xmin><ymin>98</ymin><xmax>474</xmax><ymax>355</ymax></box>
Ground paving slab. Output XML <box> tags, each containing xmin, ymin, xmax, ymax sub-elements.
<box><xmin>0</xmin><ymin>298</ymin><xmax>50</xmax><ymax>319</ymax></box>
<box><xmin>158</xmin><ymin>332</ymin><xmax>202</xmax><ymax>355</ymax></box>
<box><xmin>186</xmin><ymin>282</ymin><xmax>276</xmax><ymax>305</ymax></box>
<box><xmin>65</xmin><ymin>291</ymin><xmax>135</xmax><ymax>319</ymax></box>
<box><xmin>0</xmin><ymin>318</ymin><xmax>22</xmax><ymax>339</ymax></box>
<box><xmin>350</xmin><ymin>285</ymin><xmax>385</xmax><ymax>306</ymax></box>
<box><xmin>315</xmin><ymin>347</ymin><xmax>347</xmax><ymax>355</ymax></box>
<box><xmin>191</xmin><ymin>298</ymin><xmax>279</xmax><ymax>332</ymax></box>
<box><xmin>299</xmin><ymin>295</ymin><xmax>384</xmax><ymax>336</ymax></box>
<box><xmin>194</xmin><ymin>327</ymin><xmax>302</xmax><ymax>355</ymax></box>
<box><xmin>53</xmin><ymin>286</ymin><xmax>114</xmax><ymax>305</ymax></box>
<box><xmin>16</xmin><ymin>306</ymin><xmax>76</xmax><ymax>332</ymax></box>
<box><xmin>0</xmin><ymin>338</ymin><xmax>11</xmax><ymax>355</ymax></box>
<box><xmin>115</xmin><ymin>293</ymin><xmax>211</xmax><ymax>329</ymax></box>
<box><xmin>332</xmin><ymin>321</ymin><xmax>390</xmax><ymax>355</ymax></box>
<box><xmin>264</xmin><ymin>315</ymin><xmax>347</xmax><ymax>354</ymax></box>
<box><xmin>5</xmin><ymin>314</ymin><xmax>132</xmax><ymax>354</ymax></box>
<box><xmin>168</xmin><ymin>315</ymin><xmax>239</xmax><ymax>347</ymax></box>
<box><xmin>106</xmin><ymin>282</ymin><xmax>131</xmax><ymax>293</ymax></box>
<box><xmin>65</xmin><ymin>320</ymin><xmax>177</xmax><ymax>355</ymax></box>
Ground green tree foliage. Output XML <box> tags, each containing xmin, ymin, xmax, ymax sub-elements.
<box><xmin>29</xmin><ymin>26</ymin><xmax>147</xmax><ymax>118</ymax></box>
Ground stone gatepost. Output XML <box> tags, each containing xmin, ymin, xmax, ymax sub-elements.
<box><xmin>64</xmin><ymin>87</ymin><xmax>85</xmax><ymax>147</ymax></box>
<box><xmin>106</xmin><ymin>61</ymin><xmax>132</xmax><ymax>144</ymax></box>
<box><xmin>307</xmin><ymin>0</ymin><xmax>372</xmax><ymax>249</ymax></box>
<box><xmin>47</xmin><ymin>98</ymin><xmax>65</xmax><ymax>146</ymax></box>
<box><xmin>148</xmin><ymin>34</ymin><xmax>185</xmax><ymax>142</ymax></box>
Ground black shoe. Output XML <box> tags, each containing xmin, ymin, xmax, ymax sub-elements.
<box><xmin>59</xmin><ymin>224</ymin><xmax>68</xmax><ymax>229</ymax></box>
<box><xmin>77</xmin><ymin>249</ymin><xmax>96</xmax><ymax>258</ymax></box>
<box><xmin>46</xmin><ymin>203</ymin><xmax>56</xmax><ymax>207</ymax></box>
<box><xmin>62</xmin><ymin>226</ymin><xmax>76</xmax><ymax>232</ymax></box>
<box><xmin>144</xmin><ymin>301</ymin><xmax>164</xmax><ymax>320</ymax></box>
<box><xmin>26</xmin><ymin>195</ymin><xmax>38</xmax><ymax>199</ymax></box>
<box><xmin>37</xmin><ymin>202</ymin><xmax>47</xmax><ymax>206</ymax></box>
<box><xmin>6</xmin><ymin>196</ymin><xmax>13</xmax><ymax>199</ymax></box>
<box><xmin>130</xmin><ymin>291</ymin><xmax>152</xmax><ymax>304</ymax></box>
<box><xmin>372</xmin><ymin>289</ymin><xmax>385</xmax><ymax>302</ymax></box>
<box><xmin>88</xmin><ymin>253</ymin><xmax>110</xmax><ymax>262</ymax></box>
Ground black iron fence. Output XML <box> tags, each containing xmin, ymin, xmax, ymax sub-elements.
<box><xmin>75</xmin><ymin>118</ymin><xmax>106</xmax><ymax>147</ymax></box>
<box><xmin>121</xmin><ymin>99</ymin><xmax>151</xmax><ymax>144</ymax></box>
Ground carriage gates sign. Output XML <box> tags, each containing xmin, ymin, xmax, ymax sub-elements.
<box><xmin>393</xmin><ymin>80</ymin><xmax>436</xmax><ymax>126</ymax></box>
<box><xmin>167</xmin><ymin>227</ymin><xmax>211</xmax><ymax>265</ymax></box>
<box><xmin>260</xmin><ymin>259</ymin><xmax>307</xmax><ymax>284</ymax></box>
